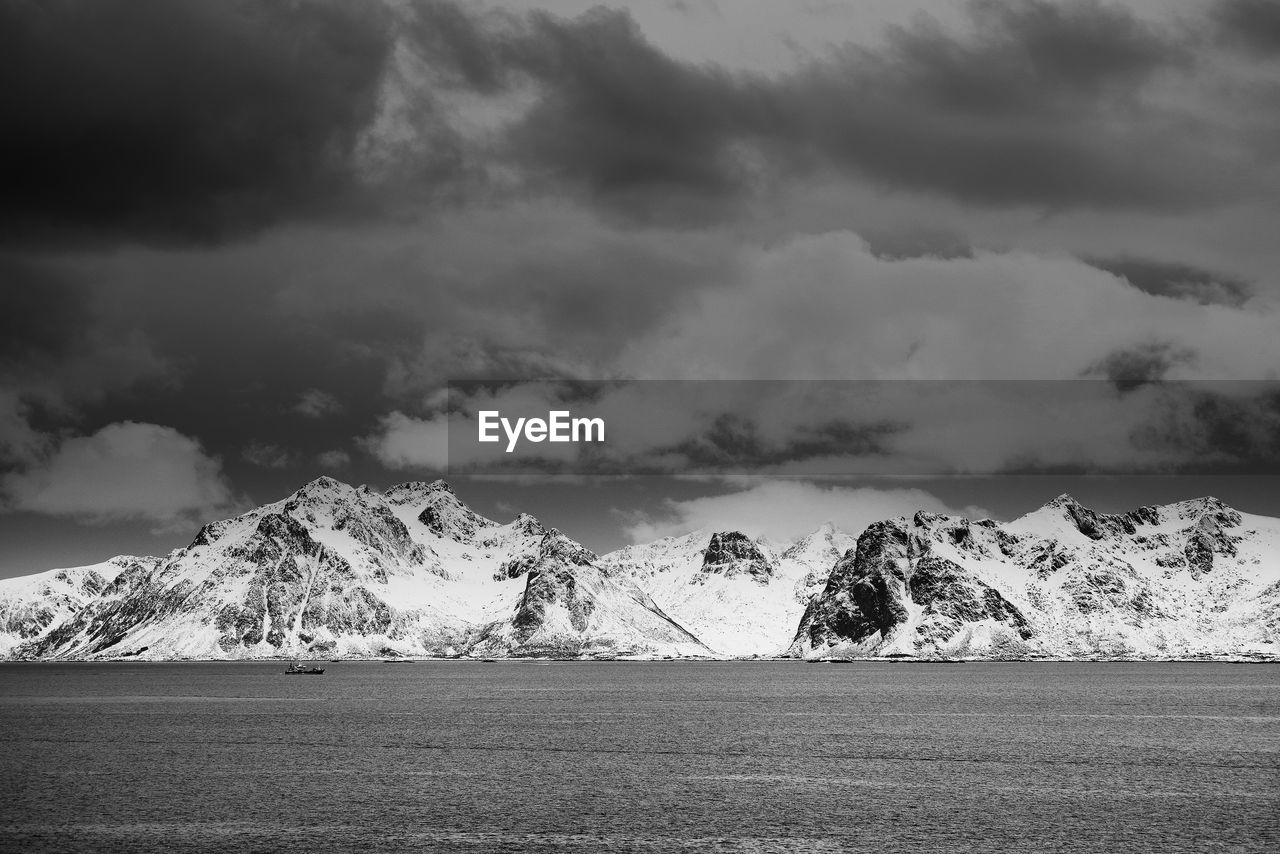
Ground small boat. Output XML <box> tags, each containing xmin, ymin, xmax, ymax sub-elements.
<box><xmin>284</xmin><ymin>661</ymin><xmax>325</xmax><ymax>675</ymax></box>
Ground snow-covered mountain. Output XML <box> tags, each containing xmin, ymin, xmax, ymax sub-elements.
<box><xmin>791</xmin><ymin>495</ymin><xmax>1280</xmax><ymax>660</ymax></box>
<box><xmin>598</xmin><ymin>523</ymin><xmax>856</xmax><ymax>656</ymax></box>
<box><xmin>1</xmin><ymin>482</ymin><xmax>1276</xmax><ymax>660</ymax></box>
<box><xmin>7</xmin><ymin>478</ymin><xmax>712</xmax><ymax>661</ymax></box>
<box><xmin>0</xmin><ymin>556</ymin><xmax>160</xmax><ymax>657</ymax></box>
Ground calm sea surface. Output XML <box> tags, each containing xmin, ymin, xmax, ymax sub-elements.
<box><xmin>0</xmin><ymin>661</ymin><xmax>1276</xmax><ymax>853</ymax></box>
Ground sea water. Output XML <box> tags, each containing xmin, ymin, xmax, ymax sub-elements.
<box><xmin>0</xmin><ymin>661</ymin><xmax>1276</xmax><ymax>853</ymax></box>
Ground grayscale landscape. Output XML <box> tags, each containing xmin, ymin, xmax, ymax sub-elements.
<box><xmin>2</xmin><ymin>0</ymin><xmax>1278</xmax><ymax>851</ymax></box>
<box><xmin>2</xmin><ymin>478</ymin><xmax>1277</xmax><ymax>662</ymax></box>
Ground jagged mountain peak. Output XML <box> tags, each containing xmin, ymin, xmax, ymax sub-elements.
<box><xmin>1170</xmin><ymin>495</ymin><xmax>1237</xmax><ymax>519</ymax></box>
<box><xmin>189</xmin><ymin>479</ymin><xmax>385</xmax><ymax>550</ymax></box>
<box><xmin>783</xmin><ymin>523</ymin><xmax>853</xmax><ymax>559</ymax></box>
<box><xmin>794</xmin><ymin>490</ymin><xmax>1280</xmax><ymax>661</ymax></box>
<box><xmin>1035</xmin><ymin>493</ymin><xmax>1236</xmax><ymax>522</ymax></box>
<box><xmin>385</xmin><ymin>479</ymin><xmax>455</xmax><ymax>504</ymax></box>
<box><xmin>1036</xmin><ymin>493</ymin><xmax>1105</xmax><ymax>519</ymax></box>
<box><xmin>493</xmin><ymin>525</ymin><xmax>599</xmax><ymax>582</ymax></box>
<box><xmin>294</xmin><ymin>475</ymin><xmax>355</xmax><ymax>498</ymax></box>
<box><xmin>6</xmin><ymin>482</ymin><xmax>1279</xmax><ymax>662</ymax></box>
<box><xmin>415</xmin><ymin>489</ymin><xmax>494</xmax><ymax>544</ymax></box>
<box><xmin>700</xmin><ymin>531</ymin><xmax>775</xmax><ymax>582</ymax></box>
<box><xmin>282</xmin><ymin>478</ymin><xmax>395</xmax><ymax>528</ymax></box>
<box><xmin>511</xmin><ymin>513</ymin><xmax>546</xmax><ymax>537</ymax></box>
<box><xmin>1012</xmin><ymin>493</ymin><xmax>1248</xmax><ymax>545</ymax></box>
<box><xmin>912</xmin><ymin>510</ymin><xmax>949</xmax><ymax>527</ymax></box>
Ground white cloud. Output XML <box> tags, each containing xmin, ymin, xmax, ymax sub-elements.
<box><xmin>621</xmin><ymin>479</ymin><xmax>986</xmax><ymax>544</ymax></box>
<box><xmin>620</xmin><ymin>231</ymin><xmax>1280</xmax><ymax>381</ymax></box>
<box><xmin>2</xmin><ymin>422</ymin><xmax>237</xmax><ymax>528</ymax></box>
<box><xmin>362</xmin><ymin>411</ymin><xmax>450</xmax><ymax>471</ymax></box>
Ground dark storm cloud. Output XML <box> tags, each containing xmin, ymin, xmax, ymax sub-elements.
<box><xmin>0</xmin><ymin>258</ymin><xmax>91</xmax><ymax>367</ymax></box>
<box><xmin>499</xmin><ymin>9</ymin><xmax>781</xmax><ymax>221</ymax></box>
<box><xmin>436</xmin><ymin>380</ymin><xmax>1280</xmax><ymax>477</ymax></box>
<box><xmin>666</xmin><ymin>414</ymin><xmax>902</xmax><ymax>471</ymax></box>
<box><xmin>0</xmin><ymin>0</ymin><xmax>397</xmax><ymax>245</ymax></box>
<box><xmin>0</xmin><ymin>256</ymin><xmax>170</xmax><ymax>413</ymax></box>
<box><xmin>1134</xmin><ymin>385</ymin><xmax>1280</xmax><ymax>474</ymax></box>
<box><xmin>399</xmin><ymin>3</ymin><xmax>781</xmax><ymax>221</ymax></box>
<box><xmin>1089</xmin><ymin>257</ymin><xmax>1254</xmax><ymax>307</ymax></box>
<box><xmin>1084</xmin><ymin>342</ymin><xmax>1198</xmax><ymax>392</ymax></box>
<box><xmin>4</xmin><ymin>0</ymin><xmax>1266</xmax><ymax>244</ymax></box>
<box><xmin>404</xmin><ymin>0</ymin><xmax>510</xmax><ymax>93</ymax></box>
<box><xmin>407</xmin><ymin>0</ymin><xmax>1244</xmax><ymax>217</ymax></box>
<box><xmin>792</xmin><ymin>1</ymin><xmax>1211</xmax><ymax>210</ymax></box>
<box><xmin>1214</xmin><ymin>0</ymin><xmax>1280</xmax><ymax>57</ymax></box>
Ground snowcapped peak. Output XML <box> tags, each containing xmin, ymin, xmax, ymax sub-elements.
<box><xmin>407</xmin><ymin>478</ymin><xmax>456</xmax><ymax>496</ymax></box>
<box><xmin>293</xmin><ymin>476</ymin><xmax>356</xmax><ymax>501</ymax></box>
<box><xmin>912</xmin><ymin>510</ymin><xmax>948</xmax><ymax>528</ymax></box>
<box><xmin>708</xmin><ymin>530</ymin><xmax>748</xmax><ymax>545</ymax></box>
<box><xmin>280</xmin><ymin>477</ymin><xmax>367</xmax><ymax>519</ymax></box>
<box><xmin>1167</xmin><ymin>496</ymin><xmax>1241</xmax><ymax>527</ymax></box>
<box><xmin>787</xmin><ymin>522</ymin><xmax>842</xmax><ymax>551</ymax></box>
<box><xmin>701</xmin><ymin>531</ymin><xmax>774</xmax><ymax>581</ymax></box>
<box><xmin>384</xmin><ymin>479</ymin><xmax>454</xmax><ymax>505</ymax></box>
<box><xmin>512</xmin><ymin>513</ymin><xmax>545</xmax><ymax>536</ymax></box>
<box><xmin>1024</xmin><ymin>493</ymin><xmax>1093</xmax><ymax>524</ymax></box>
<box><xmin>415</xmin><ymin>486</ymin><xmax>493</xmax><ymax>543</ymax></box>
<box><xmin>1182</xmin><ymin>496</ymin><xmax>1231</xmax><ymax>513</ymax></box>
<box><xmin>1010</xmin><ymin>493</ymin><xmax>1168</xmax><ymax>542</ymax></box>
<box><xmin>782</xmin><ymin>523</ymin><xmax>856</xmax><ymax>567</ymax></box>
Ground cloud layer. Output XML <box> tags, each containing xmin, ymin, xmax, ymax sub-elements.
<box><xmin>622</xmin><ymin>232</ymin><xmax>1280</xmax><ymax>381</ymax></box>
<box><xmin>5</xmin><ymin>0</ymin><xmax>1277</xmax><ymax>248</ymax></box>
<box><xmin>2</xmin><ymin>0</ymin><xmax>1279</xmax><ymax>562</ymax></box>
<box><xmin>621</xmin><ymin>480</ymin><xmax>986</xmax><ymax>543</ymax></box>
<box><xmin>2</xmin><ymin>422</ymin><xmax>237</xmax><ymax>528</ymax></box>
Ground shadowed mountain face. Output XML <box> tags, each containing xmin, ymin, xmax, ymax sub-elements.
<box><xmin>699</xmin><ymin>532</ymin><xmax>775</xmax><ymax>582</ymax></box>
<box><xmin>1</xmin><ymin>483</ymin><xmax>1277</xmax><ymax>660</ymax></box>
<box><xmin>791</xmin><ymin>496</ymin><xmax>1280</xmax><ymax>660</ymax></box>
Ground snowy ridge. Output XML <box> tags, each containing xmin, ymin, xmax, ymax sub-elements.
<box><xmin>598</xmin><ymin>524</ymin><xmax>856</xmax><ymax>656</ymax></box>
<box><xmin>0</xmin><ymin>482</ymin><xmax>1276</xmax><ymax>660</ymax></box>
<box><xmin>791</xmin><ymin>495</ymin><xmax>1280</xmax><ymax>660</ymax></box>
<box><xmin>5</xmin><ymin>478</ymin><xmax>714</xmax><ymax>661</ymax></box>
<box><xmin>0</xmin><ymin>556</ymin><xmax>160</xmax><ymax>657</ymax></box>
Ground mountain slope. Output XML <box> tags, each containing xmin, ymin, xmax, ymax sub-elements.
<box><xmin>0</xmin><ymin>556</ymin><xmax>160</xmax><ymax>657</ymax></box>
<box><xmin>10</xmin><ymin>478</ymin><xmax>710</xmax><ymax>660</ymax></box>
<box><xmin>2</xmin><ymin>484</ymin><xmax>1276</xmax><ymax>661</ymax></box>
<box><xmin>598</xmin><ymin>523</ymin><xmax>857</xmax><ymax>656</ymax></box>
<box><xmin>791</xmin><ymin>496</ymin><xmax>1280</xmax><ymax>659</ymax></box>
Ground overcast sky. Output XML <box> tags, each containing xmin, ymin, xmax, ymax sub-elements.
<box><xmin>2</xmin><ymin>0</ymin><xmax>1279</xmax><ymax>577</ymax></box>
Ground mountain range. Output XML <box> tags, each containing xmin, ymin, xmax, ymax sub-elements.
<box><xmin>1</xmin><ymin>478</ymin><xmax>1277</xmax><ymax>661</ymax></box>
